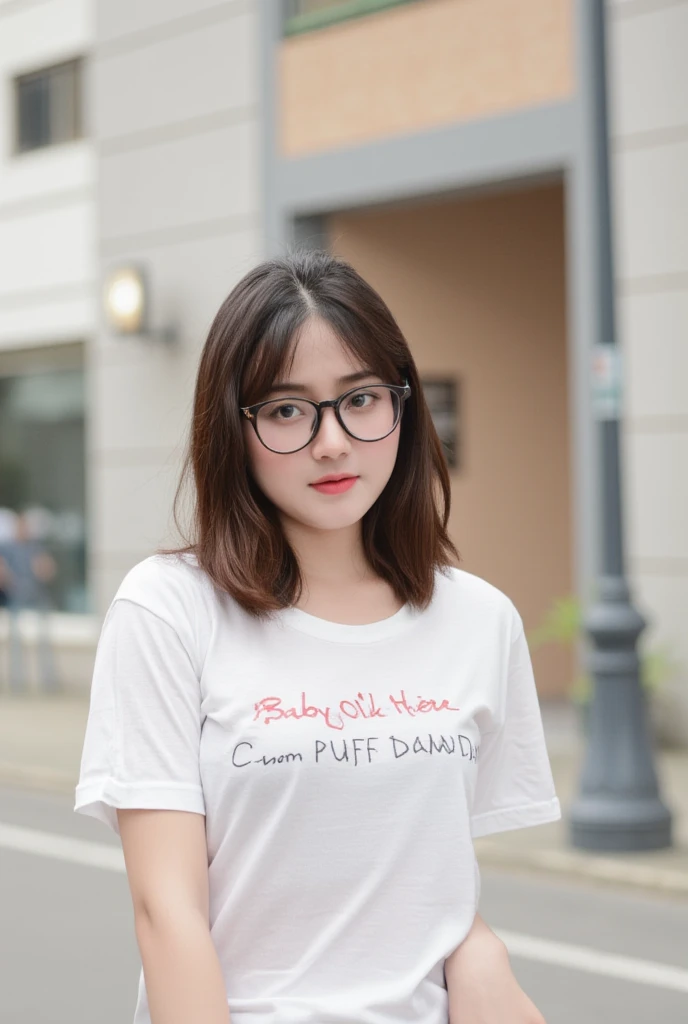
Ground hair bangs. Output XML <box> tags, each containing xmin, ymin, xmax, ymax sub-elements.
<box><xmin>239</xmin><ymin>305</ymin><xmax>307</xmax><ymax>407</ymax></box>
<box><xmin>241</xmin><ymin>306</ymin><xmax>403</xmax><ymax>409</ymax></box>
<box><xmin>313</xmin><ymin>305</ymin><xmax>405</xmax><ymax>386</ymax></box>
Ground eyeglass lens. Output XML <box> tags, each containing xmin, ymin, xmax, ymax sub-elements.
<box><xmin>254</xmin><ymin>386</ymin><xmax>401</xmax><ymax>453</ymax></box>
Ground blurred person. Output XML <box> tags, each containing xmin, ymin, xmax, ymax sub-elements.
<box><xmin>0</xmin><ymin>508</ymin><xmax>59</xmax><ymax>694</ymax></box>
<box><xmin>0</xmin><ymin>507</ymin><xmax>16</xmax><ymax>608</ymax></box>
<box><xmin>75</xmin><ymin>251</ymin><xmax>558</xmax><ymax>1024</ymax></box>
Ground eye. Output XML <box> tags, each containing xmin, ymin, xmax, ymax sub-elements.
<box><xmin>347</xmin><ymin>390</ymin><xmax>378</xmax><ymax>410</ymax></box>
<box><xmin>269</xmin><ymin>403</ymin><xmax>302</xmax><ymax>421</ymax></box>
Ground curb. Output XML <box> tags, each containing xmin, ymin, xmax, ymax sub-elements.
<box><xmin>476</xmin><ymin>838</ymin><xmax>688</xmax><ymax>899</ymax></box>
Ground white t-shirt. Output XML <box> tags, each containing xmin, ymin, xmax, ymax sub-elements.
<box><xmin>75</xmin><ymin>553</ymin><xmax>560</xmax><ymax>1024</ymax></box>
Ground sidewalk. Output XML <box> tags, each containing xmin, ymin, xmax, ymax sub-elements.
<box><xmin>0</xmin><ymin>693</ymin><xmax>687</xmax><ymax>898</ymax></box>
<box><xmin>0</xmin><ymin>693</ymin><xmax>89</xmax><ymax>794</ymax></box>
<box><xmin>475</xmin><ymin>747</ymin><xmax>688</xmax><ymax>899</ymax></box>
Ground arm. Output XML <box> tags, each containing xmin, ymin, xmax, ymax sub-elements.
<box><xmin>446</xmin><ymin>610</ymin><xmax>559</xmax><ymax>1022</ymax></box>
<box><xmin>445</xmin><ymin>914</ymin><xmax>545</xmax><ymax>1024</ymax></box>
<box><xmin>118</xmin><ymin>808</ymin><xmax>231</xmax><ymax>1024</ymax></box>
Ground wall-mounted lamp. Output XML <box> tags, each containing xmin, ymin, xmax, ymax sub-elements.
<box><xmin>103</xmin><ymin>265</ymin><xmax>176</xmax><ymax>343</ymax></box>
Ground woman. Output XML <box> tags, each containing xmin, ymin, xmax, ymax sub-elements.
<box><xmin>75</xmin><ymin>250</ymin><xmax>560</xmax><ymax>1024</ymax></box>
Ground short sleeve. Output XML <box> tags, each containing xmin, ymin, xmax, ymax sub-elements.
<box><xmin>470</xmin><ymin>609</ymin><xmax>561</xmax><ymax>839</ymax></box>
<box><xmin>74</xmin><ymin>597</ymin><xmax>206</xmax><ymax>835</ymax></box>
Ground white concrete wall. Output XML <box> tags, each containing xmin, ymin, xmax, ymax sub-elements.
<box><xmin>610</xmin><ymin>0</ymin><xmax>688</xmax><ymax>743</ymax></box>
<box><xmin>90</xmin><ymin>0</ymin><xmax>262</xmax><ymax>612</ymax></box>
<box><xmin>0</xmin><ymin>0</ymin><xmax>96</xmax><ymax>350</ymax></box>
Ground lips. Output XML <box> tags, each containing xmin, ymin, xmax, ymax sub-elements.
<box><xmin>311</xmin><ymin>474</ymin><xmax>357</xmax><ymax>486</ymax></box>
<box><xmin>310</xmin><ymin>474</ymin><xmax>359</xmax><ymax>495</ymax></box>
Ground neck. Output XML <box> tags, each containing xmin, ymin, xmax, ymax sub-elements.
<box><xmin>281</xmin><ymin>515</ymin><xmax>372</xmax><ymax>587</ymax></box>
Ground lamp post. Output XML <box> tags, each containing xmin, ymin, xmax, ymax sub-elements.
<box><xmin>568</xmin><ymin>0</ymin><xmax>672</xmax><ymax>851</ymax></box>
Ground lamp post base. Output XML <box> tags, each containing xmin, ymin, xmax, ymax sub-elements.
<box><xmin>569</xmin><ymin>575</ymin><xmax>674</xmax><ymax>853</ymax></box>
<box><xmin>569</xmin><ymin>796</ymin><xmax>673</xmax><ymax>852</ymax></box>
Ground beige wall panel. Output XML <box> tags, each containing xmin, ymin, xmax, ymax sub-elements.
<box><xmin>99</xmin><ymin>121</ymin><xmax>258</xmax><ymax>243</ymax></box>
<box><xmin>90</xmin><ymin>347</ymin><xmax>196</xmax><ymax>456</ymax></box>
<box><xmin>621</xmin><ymin>291</ymin><xmax>688</xmax><ymax>420</ymax></box>
<box><xmin>280</xmin><ymin>0</ymin><xmax>573</xmax><ymax>157</ymax></box>
<box><xmin>96</xmin><ymin>0</ymin><xmax>246</xmax><ymax>45</ymax></box>
<box><xmin>630</xmin><ymin>572</ymin><xmax>688</xmax><ymax>748</ymax></box>
<box><xmin>0</xmin><ymin>202</ymin><xmax>94</xmax><ymax>296</ymax></box>
<box><xmin>92</xmin><ymin>457</ymin><xmax>184</xmax><ymax>562</ymax></box>
<box><xmin>625</xmin><ymin>432</ymin><xmax>688</xmax><ymax>563</ymax></box>
<box><xmin>94</xmin><ymin>10</ymin><xmax>255</xmax><ymax>142</ymax></box>
<box><xmin>0</xmin><ymin>295</ymin><xmax>96</xmax><ymax>347</ymax></box>
<box><xmin>611</xmin><ymin>1</ymin><xmax>688</xmax><ymax>138</ymax></box>
<box><xmin>1</xmin><ymin>0</ymin><xmax>91</xmax><ymax>75</ymax></box>
<box><xmin>93</xmin><ymin>228</ymin><xmax>260</xmax><ymax>453</ymax></box>
<box><xmin>610</xmin><ymin>0</ymin><xmax>688</xmax><ymax>741</ymax></box>
<box><xmin>329</xmin><ymin>183</ymin><xmax>572</xmax><ymax>696</ymax></box>
<box><xmin>615</xmin><ymin>139</ymin><xmax>688</xmax><ymax>282</ymax></box>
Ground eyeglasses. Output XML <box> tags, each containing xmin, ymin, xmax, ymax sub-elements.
<box><xmin>241</xmin><ymin>381</ymin><xmax>411</xmax><ymax>454</ymax></box>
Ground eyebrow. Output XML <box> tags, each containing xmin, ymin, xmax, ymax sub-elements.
<box><xmin>266</xmin><ymin>369</ymin><xmax>380</xmax><ymax>395</ymax></box>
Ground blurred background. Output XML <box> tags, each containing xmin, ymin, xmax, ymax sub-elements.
<box><xmin>0</xmin><ymin>0</ymin><xmax>686</xmax><ymax>738</ymax></box>
<box><xmin>0</xmin><ymin>2</ymin><xmax>687</xmax><ymax>1023</ymax></box>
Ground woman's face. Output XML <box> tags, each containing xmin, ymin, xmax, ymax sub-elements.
<box><xmin>244</xmin><ymin>317</ymin><xmax>401</xmax><ymax>534</ymax></box>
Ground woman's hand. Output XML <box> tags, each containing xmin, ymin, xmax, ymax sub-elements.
<box><xmin>445</xmin><ymin>914</ymin><xmax>546</xmax><ymax>1024</ymax></box>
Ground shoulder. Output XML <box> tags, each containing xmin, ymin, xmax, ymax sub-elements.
<box><xmin>115</xmin><ymin>550</ymin><xmax>206</xmax><ymax>601</ymax></box>
<box><xmin>110</xmin><ymin>552</ymin><xmax>217</xmax><ymax>645</ymax></box>
<box><xmin>433</xmin><ymin>565</ymin><xmax>522</xmax><ymax>641</ymax></box>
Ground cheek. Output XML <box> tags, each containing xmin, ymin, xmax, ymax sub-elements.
<box><xmin>366</xmin><ymin>430</ymin><xmax>401</xmax><ymax>481</ymax></box>
<box><xmin>245</xmin><ymin>427</ymin><xmax>300</xmax><ymax>500</ymax></box>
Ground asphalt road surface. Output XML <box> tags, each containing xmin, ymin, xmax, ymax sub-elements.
<box><xmin>1</xmin><ymin>785</ymin><xmax>687</xmax><ymax>1023</ymax></box>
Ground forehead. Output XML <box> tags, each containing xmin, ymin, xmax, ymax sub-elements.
<box><xmin>288</xmin><ymin>319</ymin><xmax>365</xmax><ymax>378</ymax></box>
<box><xmin>241</xmin><ymin>313</ymin><xmax>398</xmax><ymax>405</ymax></box>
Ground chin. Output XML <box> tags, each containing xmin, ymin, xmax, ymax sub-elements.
<box><xmin>305</xmin><ymin>509</ymin><xmax>365</xmax><ymax>532</ymax></box>
<box><xmin>285</xmin><ymin>498</ymin><xmax>373</xmax><ymax>532</ymax></box>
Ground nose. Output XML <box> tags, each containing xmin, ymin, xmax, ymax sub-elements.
<box><xmin>310</xmin><ymin>406</ymin><xmax>352</xmax><ymax>460</ymax></box>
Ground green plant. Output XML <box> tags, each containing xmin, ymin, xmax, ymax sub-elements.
<box><xmin>527</xmin><ymin>595</ymin><xmax>678</xmax><ymax>706</ymax></box>
<box><xmin>528</xmin><ymin>595</ymin><xmax>581</xmax><ymax>648</ymax></box>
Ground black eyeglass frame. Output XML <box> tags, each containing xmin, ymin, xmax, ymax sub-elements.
<box><xmin>240</xmin><ymin>381</ymin><xmax>412</xmax><ymax>454</ymax></box>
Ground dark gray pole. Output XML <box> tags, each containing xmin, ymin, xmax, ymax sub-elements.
<box><xmin>569</xmin><ymin>0</ymin><xmax>672</xmax><ymax>850</ymax></box>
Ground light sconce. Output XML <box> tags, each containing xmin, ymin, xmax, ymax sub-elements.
<box><xmin>103</xmin><ymin>265</ymin><xmax>176</xmax><ymax>343</ymax></box>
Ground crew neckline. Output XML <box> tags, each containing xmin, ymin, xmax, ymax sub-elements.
<box><xmin>276</xmin><ymin>600</ymin><xmax>418</xmax><ymax>643</ymax></box>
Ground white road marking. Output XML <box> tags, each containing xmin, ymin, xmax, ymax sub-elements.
<box><xmin>0</xmin><ymin>822</ymin><xmax>125</xmax><ymax>872</ymax></box>
<box><xmin>498</xmin><ymin>928</ymin><xmax>688</xmax><ymax>994</ymax></box>
<box><xmin>2</xmin><ymin>821</ymin><xmax>687</xmax><ymax>994</ymax></box>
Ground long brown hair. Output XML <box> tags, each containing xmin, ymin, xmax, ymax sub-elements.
<box><xmin>160</xmin><ymin>249</ymin><xmax>460</xmax><ymax>614</ymax></box>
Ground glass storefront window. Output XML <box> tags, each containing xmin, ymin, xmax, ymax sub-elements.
<box><xmin>0</xmin><ymin>360</ymin><xmax>88</xmax><ymax>614</ymax></box>
<box><xmin>284</xmin><ymin>1</ymin><xmax>416</xmax><ymax>36</ymax></box>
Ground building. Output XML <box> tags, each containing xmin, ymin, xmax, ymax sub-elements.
<box><xmin>0</xmin><ymin>0</ymin><xmax>96</xmax><ymax>680</ymax></box>
<box><xmin>0</xmin><ymin>0</ymin><xmax>686</xmax><ymax>741</ymax></box>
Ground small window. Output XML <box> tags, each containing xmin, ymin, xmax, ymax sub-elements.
<box><xmin>14</xmin><ymin>58</ymin><xmax>83</xmax><ymax>154</ymax></box>
<box><xmin>422</xmin><ymin>378</ymin><xmax>460</xmax><ymax>471</ymax></box>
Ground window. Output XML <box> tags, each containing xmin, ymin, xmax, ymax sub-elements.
<box><xmin>0</xmin><ymin>354</ymin><xmax>88</xmax><ymax>613</ymax></box>
<box><xmin>14</xmin><ymin>58</ymin><xmax>83</xmax><ymax>153</ymax></box>
<box><xmin>422</xmin><ymin>378</ymin><xmax>460</xmax><ymax>471</ymax></box>
<box><xmin>284</xmin><ymin>1</ymin><xmax>417</xmax><ymax>36</ymax></box>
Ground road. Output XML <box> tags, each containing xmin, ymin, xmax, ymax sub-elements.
<box><xmin>0</xmin><ymin>785</ymin><xmax>687</xmax><ymax>1023</ymax></box>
